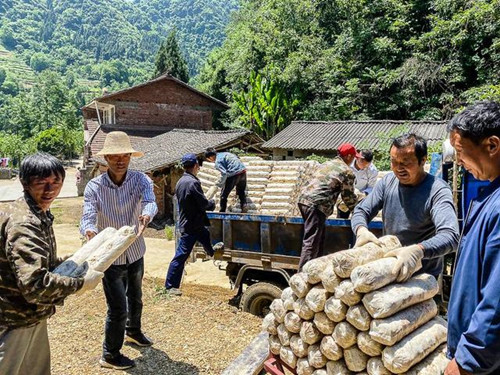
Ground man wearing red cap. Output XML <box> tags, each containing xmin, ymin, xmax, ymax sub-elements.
<box><xmin>297</xmin><ymin>145</ymin><xmax>359</xmax><ymax>270</ymax></box>
<box><xmin>336</xmin><ymin>144</ymin><xmax>363</xmax><ymax>218</ymax></box>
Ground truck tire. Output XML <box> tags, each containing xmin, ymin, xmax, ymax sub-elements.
<box><xmin>240</xmin><ymin>282</ymin><xmax>283</xmax><ymax>317</ymax></box>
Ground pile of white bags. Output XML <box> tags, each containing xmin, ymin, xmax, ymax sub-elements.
<box><xmin>262</xmin><ymin>235</ymin><xmax>450</xmax><ymax>374</ymax></box>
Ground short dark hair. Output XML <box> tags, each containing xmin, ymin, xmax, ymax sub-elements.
<box><xmin>204</xmin><ymin>148</ymin><xmax>217</xmax><ymax>159</ymax></box>
<box><xmin>448</xmin><ymin>101</ymin><xmax>500</xmax><ymax>144</ymax></box>
<box><xmin>359</xmin><ymin>149</ymin><xmax>373</xmax><ymax>162</ymax></box>
<box><xmin>20</xmin><ymin>153</ymin><xmax>65</xmax><ymax>185</ymax></box>
<box><xmin>391</xmin><ymin>133</ymin><xmax>428</xmax><ymax>164</ymax></box>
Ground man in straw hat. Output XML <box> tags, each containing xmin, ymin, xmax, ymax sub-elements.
<box><xmin>80</xmin><ymin>131</ymin><xmax>157</xmax><ymax>370</ymax></box>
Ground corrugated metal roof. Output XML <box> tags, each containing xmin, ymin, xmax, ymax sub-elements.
<box><xmin>262</xmin><ymin>120</ymin><xmax>448</xmax><ymax>151</ymax></box>
<box><xmin>94</xmin><ymin>129</ymin><xmax>256</xmax><ymax>172</ymax></box>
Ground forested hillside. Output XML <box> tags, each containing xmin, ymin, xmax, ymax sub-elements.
<box><xmin>0</xmin><ymin>0</ymin><xmax>238</xmax><ymax>84</ymax></box>
<box><xmin>197</xmin><ymin>0</ymin><xmax>500</xmax><ymax>138</ymax></box>
<box><xmin>0</xmin><ymin>0</ymin><xmax>238</xmax><ymax>164</ymax></box>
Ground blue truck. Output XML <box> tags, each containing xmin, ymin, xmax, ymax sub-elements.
<box><xmin>191</xmin><ymin>155</ymin><xmax>488</xmax><ymax>317</ymax></box>
<box><xmin>192</xmin><ymin>213</ymin><xmax>383</xmax><ymax>316</ymax></box>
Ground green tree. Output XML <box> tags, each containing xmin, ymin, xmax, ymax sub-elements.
<box><xmin>0</xmin><ymin>68</ymin><xmax>6</xmax><ymax>87</ymax></box>
<box><xmin>153</xmin><ymin>29</ymin><xmax>189</xmax><ymax>82</ymax></box>
<box><xmin>35</xmin><ymin>126</ymin><xmax>82</xmax><ymax>159</ymax></box>
<box><xmin>233</xmin><ymin>72</ymin><xmax>299</xmax><ymax>139</ymax></box>
<box><xmin>0</xmin><ymin>132</ymin><xmax>36</xmax><ymax>167</ymax></box>
<box><xmin>30</xmin><ymin>52</ymin><xmax>52</xmax><ymax>72</ymax></box>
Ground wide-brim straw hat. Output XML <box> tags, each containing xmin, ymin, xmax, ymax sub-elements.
<box><xmin>96</xmin><ymin>131</ymin><xmax>144</xmax><ymax>157</ymax></box>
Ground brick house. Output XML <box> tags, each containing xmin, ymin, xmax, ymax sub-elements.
<box><xmin>81</xmin><ymin>74</ymin><xmax>229</xmax><ymax>167</ymax></box>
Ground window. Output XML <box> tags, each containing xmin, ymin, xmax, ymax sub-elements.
<box><xmin>287</xmin><ymin>150</ymin><xmax>293</xmax><ymax>157</ymax></box>
<box><xmin>102</xmin><ymin>107</ymin><xmax>115</xmax><ymax>124</ymax></box>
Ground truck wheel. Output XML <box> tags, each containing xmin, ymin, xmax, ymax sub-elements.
<box><xmin>240</xmin><ymin>282</ymin><xmax>283</xmax><ymax>317</ymax></box>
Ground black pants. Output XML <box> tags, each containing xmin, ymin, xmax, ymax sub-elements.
<box><xmin>220</xmin><ymin>171</ymin><xmax>247</xmax><ymax>212</ymax></box>
<box><xmin>298</xmin><ymin>203</ymin><xmax>326</xmax><ymax>271</ymax></box>
<box><xmin>102</xmin><ymin>258</ymin><xmax>144</xmax><ymax>358</ymax></box>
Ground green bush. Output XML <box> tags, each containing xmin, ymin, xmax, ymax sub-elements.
<box><xmin>165</xmin><ymin>226</ymin><xmax>175</xmax><ymax>241</ymax></box>
<box><xmin>305</xmin><ymin>154</ymin><xmax>329</xmax><ymax>164</ymax></box>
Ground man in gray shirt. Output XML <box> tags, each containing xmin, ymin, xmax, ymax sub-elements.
<box><xmin>351</xmin><ymin>133</ymin><xmax>459</xmax><ymax>281</ymax></box>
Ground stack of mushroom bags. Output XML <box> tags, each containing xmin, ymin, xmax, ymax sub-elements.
<box><xmin>264</xmin><ymin>236</ymin><xmax>450</xmax><ymax>375</ymax></box>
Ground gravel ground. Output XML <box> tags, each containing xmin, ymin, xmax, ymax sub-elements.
<box><xmin>48</xmin><ymin>278</ymin><xmax>262</xmax><ymax>374</ymax></box>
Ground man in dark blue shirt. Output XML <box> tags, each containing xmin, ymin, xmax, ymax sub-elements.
<box><xmin>446</xmin><ymin>101</ymin><xmax>500</xmax><ymax>375</ymax></box>
<box><xmin>164</xmin><ymin>153</ymin><xmax>223</xmax><ymax>296</ymax></box>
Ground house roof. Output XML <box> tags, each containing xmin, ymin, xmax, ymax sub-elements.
<box><xmin>100</xmin><ymin>129</ymin><xmax>262</xmax><ymax>172</ymax></box>
<box><xmin>261</xmin><ymin>120</ymin><xmax>448</xmax><ymax>151</ymax></box>
<box><xmin>82</xmin><ymin>74</ymin><xmax>229</xmax><ymax>110</ymax></box>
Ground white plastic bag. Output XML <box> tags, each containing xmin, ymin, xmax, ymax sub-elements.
<box><xmin>346</xmin><ymin>304</ymin><xmax>372</xmax><ymax>331</ymax></box>
<box><xmin>363</xmin><ymin>274</ymin><xmax>439</xmax><ymax>319</ymax></box>
<box><xmin>333</xmin><ymin>321</ymin><xmax>358</xmax><ymax>349</ymax></box>
<box><xmin>382</xmin><ymin>317</ymin><xmax>448</xmax><ymax>374</ymax></box>
<box><xmin>324</xmin><ymin>297</ymin><xmax>348</xmax><ymax>322</ymax></box>
<box><xmin>369</xmin><ymin>299</ymin><xmax>438</xmax><ymax>346</ymax></box>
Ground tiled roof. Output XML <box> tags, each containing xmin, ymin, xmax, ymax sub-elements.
<box><xmin>82</xmin><ymin>74</ymin><xmax>229</xmax><ymax>110</ymax></box>
<box><xmin>262</xmin><ymin>120</ymin><xmax>448</xmax><ymax>151</ymax></box>
<box><xmin>103</xmin><ymin>129</ymin><xmax>255</xmax><ymax>172</ymax></box>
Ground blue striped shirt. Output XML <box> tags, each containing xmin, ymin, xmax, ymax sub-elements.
<box><xmin>80</xmin><ymin>170</ymin><xmax>158</xmax><ymax>265</ymax></box>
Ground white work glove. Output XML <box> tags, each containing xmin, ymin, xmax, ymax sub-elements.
<box><xmin>76</xmin><ymin>269</ymin><xmax>104</xmax><ymax>295</ymax></box>
<box><xmin>206</xmin><ymin>185</ymin><xmax>218</xmax><ymax>200</ymax></box>
<box><xmin>354</xmin><ymin>226</ymin><xmax>382</xmax><ymax>247</ymax></box>
<box><xmin>384</xmin><ymin>244</ymin><xmax>424</xmax><ymax>283</ymax></box>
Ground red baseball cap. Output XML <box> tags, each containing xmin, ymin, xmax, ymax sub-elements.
<box><xmin>338</xmin><ymin>143</ymin><xmax>362</xmax><ymax>158</ymax></box>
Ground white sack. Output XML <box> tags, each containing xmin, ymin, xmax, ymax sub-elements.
<box><xmin>405</xmin><ymin>344</ymin><xmax>449</xmax><ymax>375</ymax></box>
<box><xmin>357</xmin><ymin>331</ymin><xmax>384</xmax><ymax>357</ymax></box>
<box><xmin>335</xmin><ymin>280</ymin><xmax>362</xmax><ymax>306</ymax></box>
<box><xmin>333</xmin><ymin>321</ymin><xmax>358</xmax><ymax>349</ymax></box>
<box><xmin>320</xmin><ymin>335</ymin><xmax>343</xmax><ymax>361</ymax></box>
<box><xmin>269</xmin><ymin>334</ymin><xmax>282</xmax><ymax>355</ymax></box>
<box><xmin>285</xmin><ymin>311</ymin><xmax>303</xmax><ymax>333</ymax></box>
<box><xmin>262</xmin><ymin>312</ymin><xmax>279</xmax><ymax>335</ymax></box>
<box><xmin>280</xmin><ymin>345</ymin><xmax>298</xmax><ymax>368</ymax></box>
<box><xmin>291</xmin><ymin>272</ymin><xmax>313</xmax><ymax>298</ymax></box>
<box><xmin>321</xmin><ymin>264</ymin><xmax>342</xmax><ymax>293</ymax></box>
<box><xmin>290</xmin><ymin>334</ymin><xmax>310</xmax><ymax>358</ymax></box>
<box><xmin>369</xmin><ymin>298</ymin><xmax>438</xmax><ymax>346</ymax></box>
<box><xmin>271</xmin><ymin>298</ymin><xmax>287</xmax><ymax>323</ymax></box>
<box><xmin>367</xmin><ymin>357</ymin><xmax>393</xmax><ymax>375</ymax></box>
<box><xmin>308</xmin><ymin>344</ymin><xmax>328</xmax><ymax>369</ymax></box>
<box><xmin>306</xmin><ymin>286</ymin><xmax>330</xmax><ymax>312</ymax></box>
<box><xmin>382</xmin><ymin>317</ymin><xmax>448</xmax><ymax>374</ymax></box>
<box><xmin>363</xmin><ymin>274</ymin><xmax>439</xmax><ymax>319</ymax></box>
<box><xmin>294</xmin><ymin>298</ymin><xmax>315</xmax><ymax>320</ymax></box>
<box><xmin>346</xmin><ymin>304</ymin><xmax>371</xmax><ymax>331</ymax></box>
<box><xmin>326</xmin><ymin>360</ymin><xmax>351</xmax><ymax>375</ymax></box>
<box><xmin>303</xmin><ymin>255</ymin><xmax>334</xmax><ymax>284</ymax></box>
<box><xmin>331</xmin><ymin>235</ymin><xmax>401</xmax><ymax>278</ymax></box>
<box><xmin>324</xmin><ymin>297</ymin><xmax>348</xmax><ymax>322</ymax></box>
<box><xmin>282</xmin><ymin>287</ymin><xmax>298</xmax><ymax>311</ymax></box>
<box><xmin>53</xmin><ymin>227</ymin><xmax>117</xmax><ymax>276</ymax></box>
<box><xmin>300</xmin><ymin>321</ymin><xmax>323</xmax><ymax>345</ymax></box>
<box><xmin>314</xmin><ymin>312</ymin><xmax>335</xmax><ymax>335</ymax></box>
<box><xmin>277</xmin><ymin>323</ymin><xmax>292</xmax><ymax>346</ymax></box>
<box><xmin>297</xmin><ymin>357</ymin><xmax>315</xmax><ymax>375</ymax></box>
<box><xmin>344</xmin><ymin>346</ymin><xmax>369</xmax><ymax>372</ymax></box>
<box><xmin>55</xmin><ymin>226</ymin><xmax>136</xmax><ymax>277</ymax></box>
<box><xmin>351</xmin><ymin>257</ymin><xmax>399</xmax><ymax>293</ymax></box>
